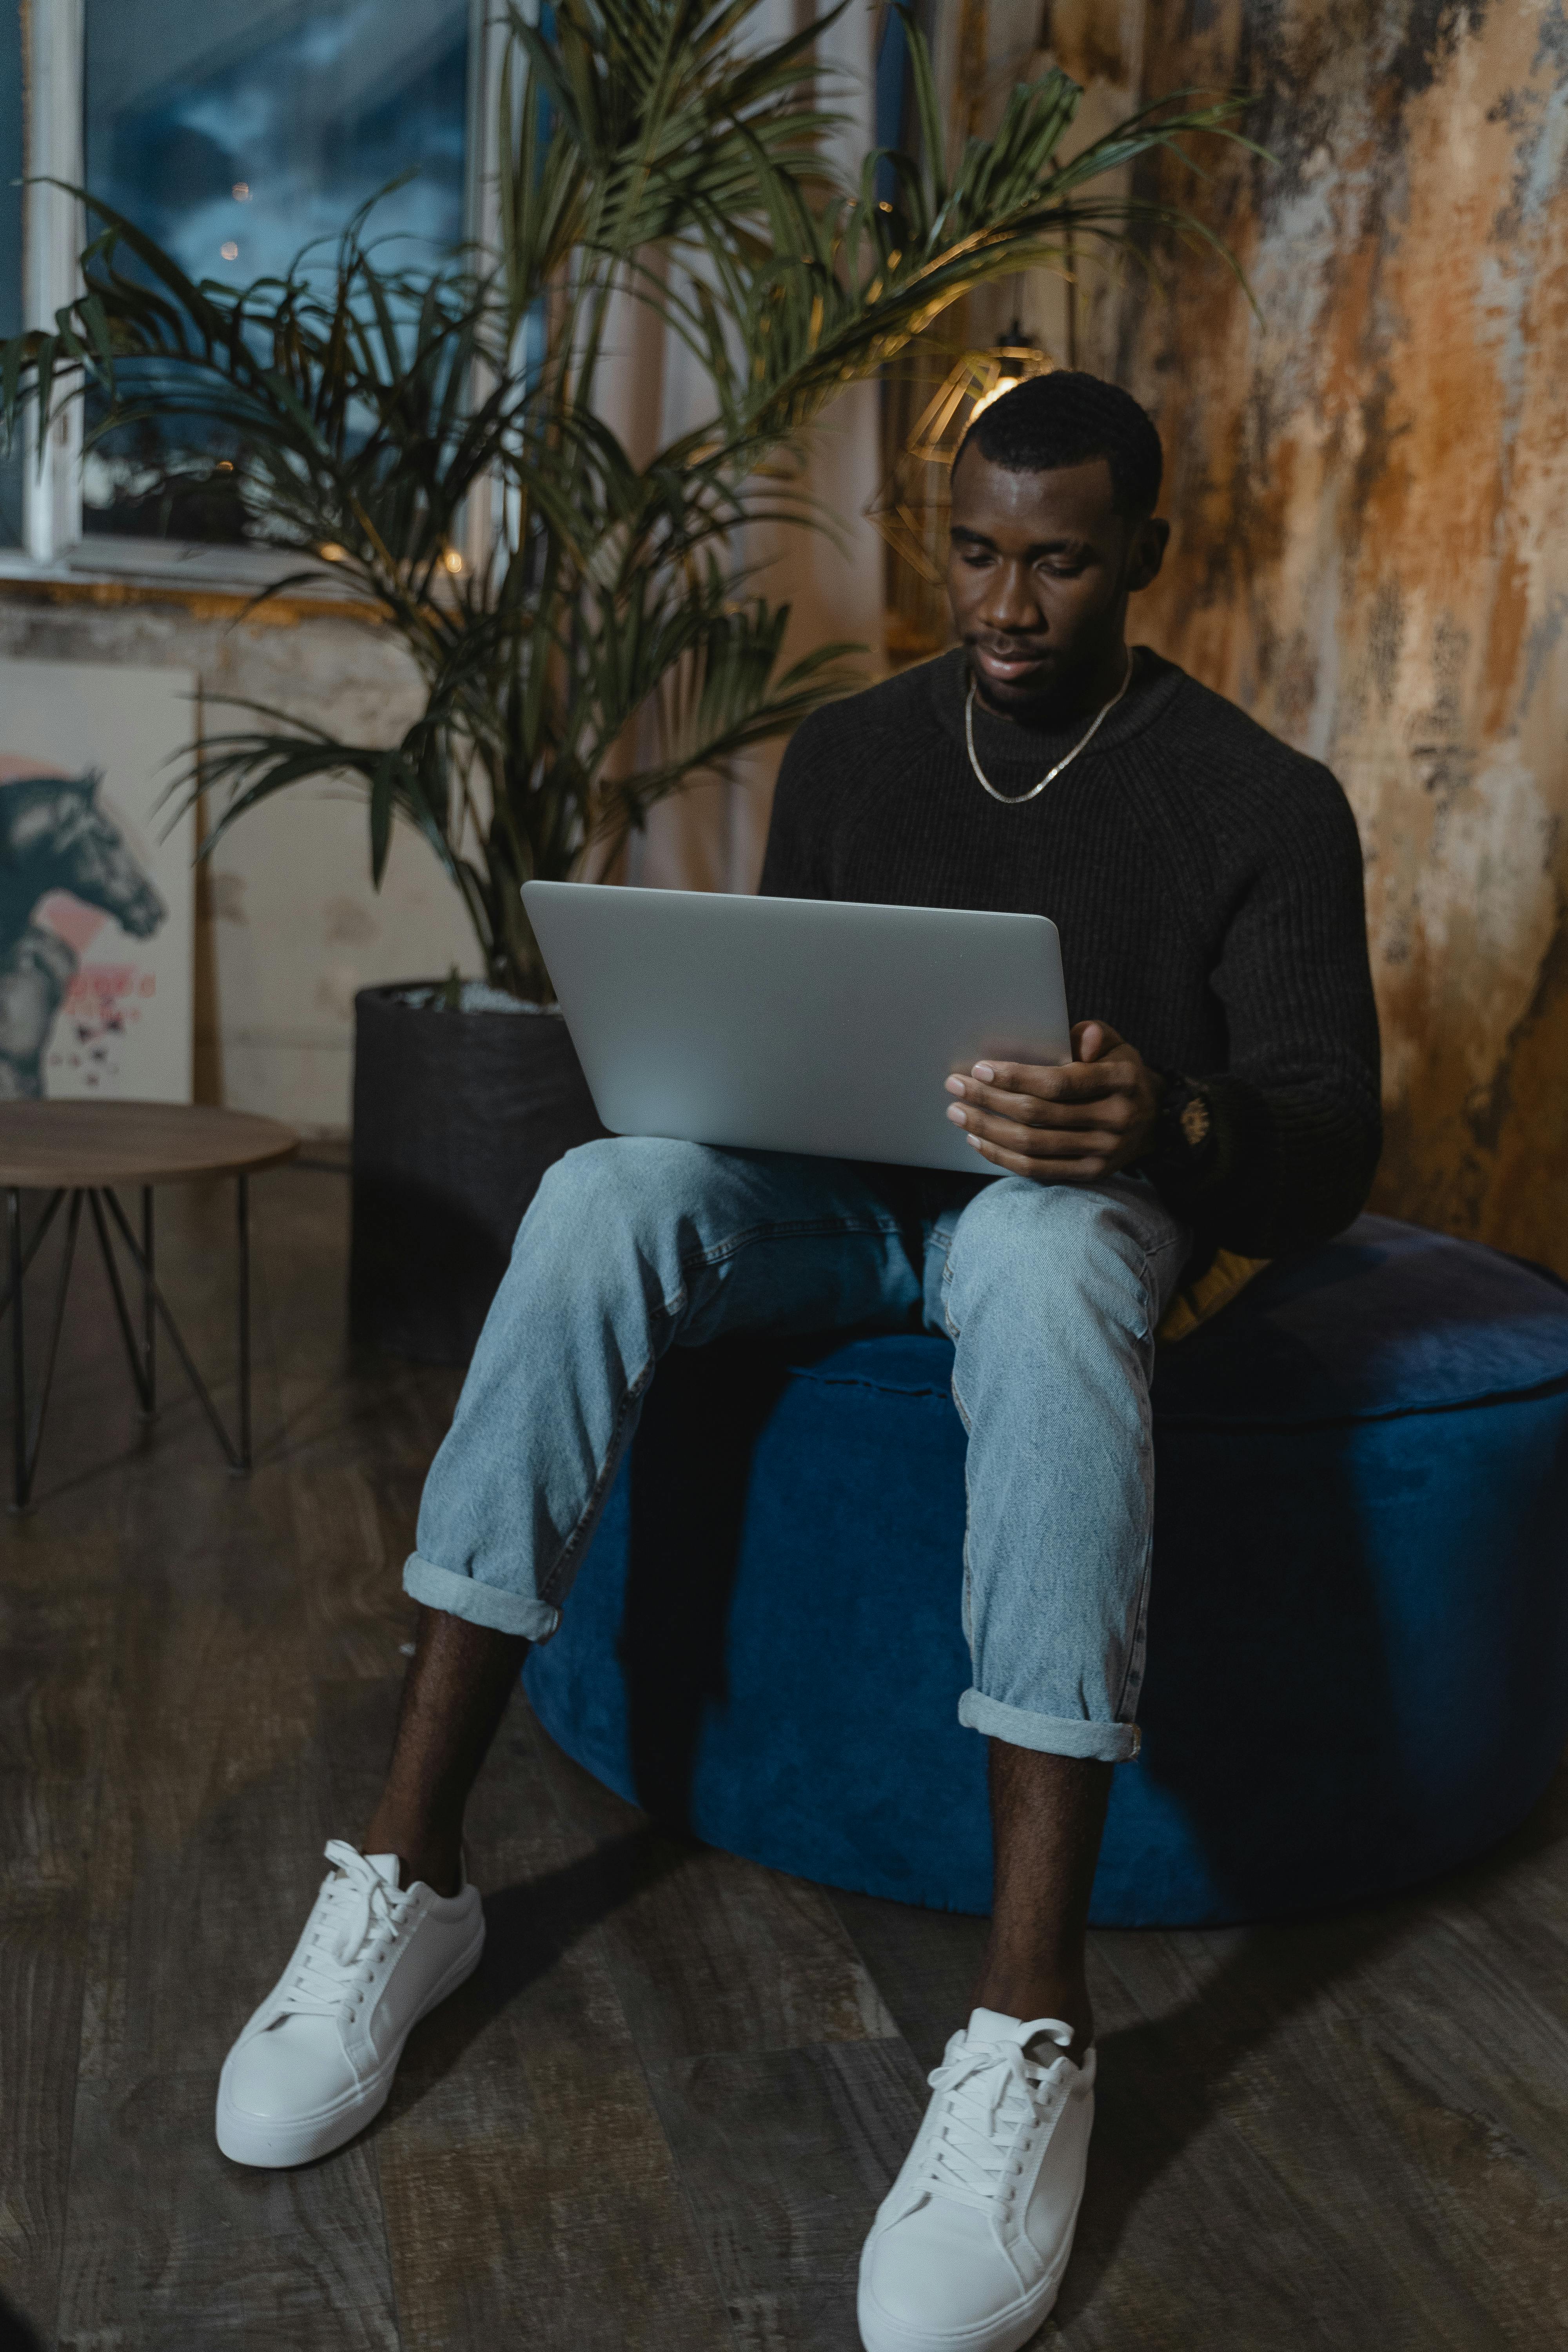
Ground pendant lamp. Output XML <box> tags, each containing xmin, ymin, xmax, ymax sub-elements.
<box><xmin>864</xmin><ymin>339</ymin><xmax>1054</xmax><ymax>586</ymax></box>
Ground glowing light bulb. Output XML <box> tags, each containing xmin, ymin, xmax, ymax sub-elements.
<box><xmin>319</xmin><ymin>543</ymin><xmax>347</xmax><ymax>563</ymax></box>
<box><xmin>442</xmin><ymin>546</ymin><xmax>465</xmax><ymax>575</ymax></box>
<box><xmin>232</xmin><ymin>182</ymin><xmax>251</xmax><ymax>200</ymax></box>
<box><xmin>220</xmin><ymin>241</ymin><xmax>239</xmax><ymax>261</ymax></box>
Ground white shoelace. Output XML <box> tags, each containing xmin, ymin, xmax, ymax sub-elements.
<box><xmin>273</xmin><ymin>1840</ymin><xmax>405</xmax><ymax>2023</ymax></box>
<box><xmin>915</xmin><ymin>2021</ymin><xmax>1074</xmax><ymax>2215</ymax></box>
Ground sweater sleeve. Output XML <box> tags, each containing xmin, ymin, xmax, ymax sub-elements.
<box><xmin>1145</xmin><ymin>760</ymin><xmax>1382</xmax><ymax>1256</ymax></box>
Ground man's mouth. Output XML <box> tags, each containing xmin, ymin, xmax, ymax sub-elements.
<box><xmin>969</xmin><ymin>641</ymin><xmax>1051</xmax><ymax>690</ymax></box>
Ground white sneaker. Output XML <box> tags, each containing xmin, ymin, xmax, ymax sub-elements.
<box><xmin>215</xmin><ymin>1838</ymin><xmax>485</xmax><ymax>2168</ymax></box>
<box><xmin>857</xmin><ymin>2009</ymin><xmax>1095</xmax><ymax>2352</ymax></box>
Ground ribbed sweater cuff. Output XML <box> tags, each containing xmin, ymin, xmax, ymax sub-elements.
<box><xmin>1144</xmin><ymin>1070</ymin><xmax>1272</xmax><ymax>1223</ymax></box>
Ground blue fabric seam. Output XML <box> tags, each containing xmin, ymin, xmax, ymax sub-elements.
<box><xmin>1156</xmin><ymin>1366</ymin><xmax>1568</xmax><ymax>1434</ymax></box>
<box><xmin>785</xmin><ymin>1370</ymin><xmax>956</xmax><ymax>1399</ymax></box>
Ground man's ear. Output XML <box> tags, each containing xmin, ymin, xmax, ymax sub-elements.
<box><xmin>1126</xmin><ymin>515</ymin><xmax>1170</xmax><ymax>594</ymax></box>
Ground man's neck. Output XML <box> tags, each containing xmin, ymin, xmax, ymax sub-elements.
<box><xmin>967</xmin><ymin>641</ymin><xmax>1132</xmax><ymax>733</ymax></box>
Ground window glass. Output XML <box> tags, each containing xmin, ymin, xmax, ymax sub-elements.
<box><xmin>81</xmin><ymin>0</ymin><xmax>472</xmax><ymax>543</ymax></box>
<box><xmin>0</xmin><ymin>0</ymin><xmax>24</xmax><ymax>546</ymax></box>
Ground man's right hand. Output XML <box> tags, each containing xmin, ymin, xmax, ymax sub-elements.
<box><xmin>943</xmin><ymin>1021</ymin><xmax>1164</xmax><ymax>1185</ymax></box>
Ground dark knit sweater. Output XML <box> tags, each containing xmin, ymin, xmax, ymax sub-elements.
<box><xmin>759</xmin><ymin>646</ymin><xmax>1382</xmax><ymax>1260</ymax></box>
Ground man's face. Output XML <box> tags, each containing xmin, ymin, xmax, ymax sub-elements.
<box><xmin>945</xmin><ymin>447</ymin><xmax>1167</xmax><ymax>717</ymax></box>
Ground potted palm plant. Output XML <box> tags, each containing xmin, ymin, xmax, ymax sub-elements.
<box><xmin>2</xmin><ymin>0</ymin><xmax>1246</xmax><ymax>1359</ymax></box>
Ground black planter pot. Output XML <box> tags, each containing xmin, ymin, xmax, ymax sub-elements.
<box><xmin>350</xmin><ymin>984</ymin><xmax>607</xmax><ymax>1365</ymax></box>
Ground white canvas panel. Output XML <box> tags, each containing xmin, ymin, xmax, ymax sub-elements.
<box><xmin>0</xmin><ymin>657</ymin><xmax>197</xmax><ymax>1102</ymax></box>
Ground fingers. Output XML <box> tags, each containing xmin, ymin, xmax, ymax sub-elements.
<box><xmin>957</xmin><ymin>1124</ymin><xmax>1125</xmax><ymax>1183</ymax></box>
<box><xmin>1071</xmin><ymin>1020</ymin><xmax>1125</xmax><ymax>1064</ymax></box>
<box><xmin>944</xmin><ymin>1031</ymin><xmax>1152</xmax><ymax>1180</ymax></box>
<box><xmin>958</xmin><ymin>1056</ymin><xmax>1138</xmax><ymax>1105</ymax></box>
<box><xmin>947</xmin><ymin>1089</ymin><xmax>1130</xmax><ymax>1158</ymax></box>
<box><xmin>946</xmin><ymin>1067</ymin><xmax>1145</xmax><ymax>1136</ymax></box>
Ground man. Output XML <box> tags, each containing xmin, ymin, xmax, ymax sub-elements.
<box><xmin>214</xmin><ymin>372</ymin><xmax>1381</xmax><ymax>2352</ymax></box>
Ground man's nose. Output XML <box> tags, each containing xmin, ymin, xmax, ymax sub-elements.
<box><xmin>976</xmin><ymin>560</ymin><xmax>1044</xmax><ymax>634</ymax></box>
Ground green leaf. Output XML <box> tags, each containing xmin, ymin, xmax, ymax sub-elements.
<box><xmin>368</xmin><ymin>757</ymin><xmax>396</xmax><ymax>886</ymax></box>
<box><xmin>0</xmin><ymin>5</ymin><xmax>1261</xmax><ymax>997</ymax></box>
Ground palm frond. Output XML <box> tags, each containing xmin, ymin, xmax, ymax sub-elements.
<box><xmin>0</xmin><ymin>0</ymin><xmax>1259</xmax><ymax>1000</ymax></box>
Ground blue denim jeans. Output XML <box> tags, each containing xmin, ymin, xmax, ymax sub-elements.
<box><xmin>404</xmin><ymin>1138</ymin><xmax>1191</xmax><ymax>1762</ymax></box>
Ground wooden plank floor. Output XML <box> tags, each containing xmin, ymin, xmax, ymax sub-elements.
<box><xmin>3</xmin><ymin>1160</ymin><xmax>1568</xmax><ymax>2349</ymax></box>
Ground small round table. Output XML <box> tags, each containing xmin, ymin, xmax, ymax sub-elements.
<box><xmin>0</xmin><ymin>1101</ymin><xmax>299</xmax><ymax>1509</ymax></box>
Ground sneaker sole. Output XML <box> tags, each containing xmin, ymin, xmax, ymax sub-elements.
<box><xmin>215</xmin><ymin>1917</ymin><xmax>486</xmax><ymax>2169</ymax></box>
<box><xmin>856</xmin><ymin>2275</ymin><xmax>1061</xmax><ymax>2352</ymax></box>
<box><xmin>856</xmin><ymin>2192</ymin><xmax>1082</xmax><ymax>2352</ymax></box>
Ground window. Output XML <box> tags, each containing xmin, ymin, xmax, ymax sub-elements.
<box><xmin>0</xmin><ymin>0</ymin><xmax>23</xmax><ymax>546</ymax></box>
<box><xmin>8</xmin><ymin>0</ymin><xmax>489</xmax><ymax>573</ymax></box>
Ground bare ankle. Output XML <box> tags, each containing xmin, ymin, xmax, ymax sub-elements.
<box><xmin>971</xmin><ymin>1971</ymin><xmax>1094</xmax><ymax>2063</ymax></box>
<box><xmin>361</xmin><ymin>1811</ymin><xmax>463</xmax><ymax>1899</ymax></box>
<box><xmin>358</xmin><ymin>1607</ymin><xmax>525</xmax><ymax>1902</ymax></box>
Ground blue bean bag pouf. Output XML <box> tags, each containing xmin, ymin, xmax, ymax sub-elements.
<box><xmin>522</xmin><ymin>1215</ymin><xmax>1568</xmax><ymax>1925</ymax></box>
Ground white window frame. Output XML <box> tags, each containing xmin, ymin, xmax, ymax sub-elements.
<box><xmin>4</xmin><ymin>0</ymin><xmax>501</xmax><ymax>593</ymax></box>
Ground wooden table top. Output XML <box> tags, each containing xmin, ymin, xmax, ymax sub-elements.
<box><xmin>0</xmin><ymin>1100</ymin><xmax>301</xmax><ymax>1187</ymax></box>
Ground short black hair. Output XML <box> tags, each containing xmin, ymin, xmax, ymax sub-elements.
<box><xmin>953</xmin><ymin>369</ymin><xmax>1163</xmax><ymax>516</ymax></box>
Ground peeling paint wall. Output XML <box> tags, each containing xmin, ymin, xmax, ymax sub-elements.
<box><xmin>1107</xmin><ymin>1</ymin><xmax>1568</xmax><ymax>1267</ymax></box>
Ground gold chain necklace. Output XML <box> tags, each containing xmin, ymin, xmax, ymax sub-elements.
<box><xmin>964</xmin><ymin>652</ymin><xmax>1133</xmax><ymax>806</ymax></box>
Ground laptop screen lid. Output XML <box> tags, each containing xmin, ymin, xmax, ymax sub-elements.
<box><xmin>522</xmin><ymin>881</ymin><xmax>1071</xmax><ymax>1178</ymax></box>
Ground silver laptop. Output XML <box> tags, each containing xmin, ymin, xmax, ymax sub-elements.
<box><xmin>522</xmin><ymin>881</ymin><xmax>1071</xmax><ymax>1177</ymax></box>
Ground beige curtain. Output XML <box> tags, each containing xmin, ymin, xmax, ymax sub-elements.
<box><xmin>591</xmin><ymin>1</ymin><xmax>887</xmax><ymax>897</ymax></box>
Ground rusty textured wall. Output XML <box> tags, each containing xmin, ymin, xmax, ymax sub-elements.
<box><xmin>1109</xmin><ymin>1</ymin><xmax>1568</xmax><ymax>1267</ymax></box>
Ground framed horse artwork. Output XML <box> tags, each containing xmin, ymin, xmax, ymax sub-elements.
<box><xmin>0</xmin><ymin>659</ymin><xmax>196</xmax><ymax>1103</ymax></box>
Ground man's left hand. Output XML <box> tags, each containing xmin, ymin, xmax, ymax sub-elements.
<box><xmin>943</xmin><ymin>1021</ymin><xmax>1163</xmax><ymax>1185</ymax></box>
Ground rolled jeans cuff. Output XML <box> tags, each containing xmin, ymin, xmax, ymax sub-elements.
<box><xmin>958</xmin><ymin>1688</ymin><xmax>1142</xmax><ymax>1763</ymax></box>
<box><xmin>403</xmin><ymin>1552</ymin><xmax>561</xmax><ymax>1643</ymax></box>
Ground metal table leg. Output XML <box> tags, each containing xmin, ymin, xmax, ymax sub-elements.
<box><xmin>9</xmin><ymin>1189</ymin><xmax>23</xmax><ymax>1510</ymax></box>
<box><xmin>142</xmin><ymin>1185</ymin><xmax>156</xmax><ymax>1418</ymax></box>
<box><xmin>88</xmin><ymin>1190</ymin><xmax>153</xmax><ymax>1417</ymax></box>
<box><xmin>101</xmin><ymin>1187</ymin><xmax>248</xmax><ymax>1473</ymax></box>
<box><xmin>236</xmin><ymin>1173</ymin><xmax>251</xmax><ymax>1472</ymax></box>
<box><xmin>3</xmin><ymin>1170</ymin><xmax>258</xmax><ymax>1506</ymax></box>
<box><xmin>9</xmin><ymin>1188</ymin><xmax>84</xmax><ymax>1512</ymax></box>
<box><xmin>0</xmin><ymin>1187</ymin><xmax>66</xmax><ymax>1324</ymax></box>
